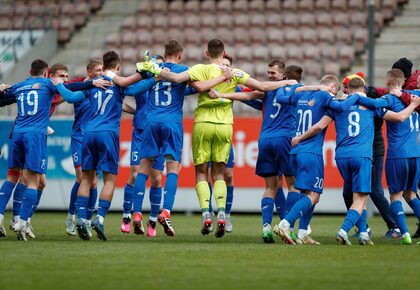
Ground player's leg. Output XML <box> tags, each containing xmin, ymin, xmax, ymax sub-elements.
<box><xmin>386</xmin><ymin>158</ymin><xmax>412</xmax><ymax>245</ymax></box>
<box><xmin>133</xmin><ymin>158</ymin><xmax>153</xmax><ymax>235</ymax></box>
<box><xmin>336</xmin><ymin>192</ymin><xmax>368</xmax><ymax>245</ymax></box>
<box><xmin>224</xmin><ymin>145</ymin><xmax>235</xmax><ymax>233</ymax></box>
<box><xmin>211</xmin><ymin>161</ymin><xmax>228</xmax><ymax>238</ymax></box>
<box><xmin>25</xmin><ymin>174</ymin><xmax>46</xmax><ymax>239</ymax></box>
<box><xmin>275</xmin><ymin>153</ymin><xmax>323</xmax><ymax>245</ymax></box>
<box><xmin>92</xmin><ymin>171</ymin><xmax>116</xmax><ymax>241</ymax></box>
<box><xmin>67</xmin><ymin>136</ymin><xmax>82</xmax><ymax>236</ymax></box>
<box><xmin>275</xmin><ymin>175</ymin><xmax>286</xmax><ymax>221</ymax></box>
<box><xmin>261</xmin><ymin>176</ymin><xmax>277</xmax><ymax>243</ymax></box>
<box><xmin>17</xmin><ymin>170</ymin><xmax>41</xmax><ymax>241</ymax></box>
<box><xmin>192</xmin><ymin>122</ymin><xmax>213</xmax><ymax>235</ymax></box>
<box><xmin>369</xmin><ymin>155</ymin><xmax>400</xmax><ymax>238</ymax></box>
<box><xmin>121</xmin><ymin>128</ymin><xmax>141</xmax><ymax>233</ymax></box>
<box><xmin>75</xmin><ymin>169</ymin><xmax>95</xmax><ymax>240</ymax></box>
<box><xmin>402</xmin><ymin>157</ymin><xmax>420</xmax><ymax>243</ymax></box>
<box><xmin>159</xmin><ymin>160</ymin><xmax>179</xmax><ymax>237</ymax></box>
<box><xmin>147</xmin><ymin>168</ymin><xmax>162</xmax><ymax>237</ymax></box>
<box><xmin>85</xmin><ymin>174</ymin><xmax>98</xmax><ymax>237</ymax></box>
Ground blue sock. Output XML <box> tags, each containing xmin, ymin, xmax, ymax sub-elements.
<box><xmin>285</xmin><ymin>196</ymin><xmax>312</xmax><ymax>226</ymax></box>
<box><xmin>226</xmin><ymin>185</ymin><xmax>234</xmax><ymax>215</ymax></box>
<box><xmin>76</xmin><ymin>196</ymin><xmax>89</xmax><ymax>221</ymax></box>
<box><xmin>86</xmin><ymin>188</ymin><xmax>97</xmax><ymax>220</ymax></box>
<box><xmin>12</xmin><ymin>182</ymin><xmax>26</xmax><ymax>216</ymax></box>
<box><xmin>19</xmin><ymin>188</ymin><xmax>37</xmax><ymax>221</ymax></box>
<box><xmin>68</xmin><ymin>182</ymin><xmax>79</xmax><ymax>215</ymax></box>
<box><xmin>341</xmin><ymin>209</ymin><xmax>360</xmax><ymax>233</ymax></box>
<box><xmin>208</xmin><ymin>182</ymin><xmax>213</xmax><ymax>212</ymax></box>
<box><xmin>163</xmin><ymin>173</ymin><xmax>178</xmax><ymax>211</ymax></box>
<box><xmin>390</xmin><ymin>200</ymin><xmax>409</xmax><ymax>235</ymax></box>
<box><xmin>356</xmin><ymin>209</ymin><xmax>367</xmax><ymax>232</ymax></box>
<box><xmin>133</xmin><ymin>173</ymin><xmax>148</xmax><ymax>213</ymax></box>
<box><xmin>0</xmin><ymin>181</ymin><xmax>16</xmax><ymax>215</ymax></box>
<box><xmin>149</xmin><ymin>187</ymin><xmax>162</xmax><ymax>220</ymax></box>
<box><xmin>408</xmin><ymin>198</ymin><xmax>420</xmax><ymax>219</ymax></box>
<box><xmin>97</xmin><ymin>199</ymin><xmax>111</xmax><ymax>219</ymax></box>
<box><xmin>275</xmin><ymin>188</ymin><xmax>286</xmax><ymax>220</ymax></box>
<box><xmin>29</xmin><ymin>190</ymin><xmax>43</xmax><ymax>218</ymax></box>
<box><xmin>261</xmin><ymin>197</ymin><xmax>274</xmax><ymax>225</ymax></box>
<box><xmin>286</xmin><ymin>191</ymin><xmax>301</xmax><ymax>228</ymax></box>
<box><xmin>123</xmin><ymin>184</ymin><xmax>134</xmax><ymax>215</ymax></box>
<box><xmin>299</xmin><ymin>205</ymin><xmax>314</xmax><ymax>230</ymax></box>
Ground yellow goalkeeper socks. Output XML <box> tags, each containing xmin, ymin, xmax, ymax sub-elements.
<box><xmin>195</xmin><ymin>181</ymin><xmax>211</xmax><ymax>212</ymax></box>
<box><xmin>213</xmin><ymin>180</ymin><xmax>227</xmax><ymax>212</ymax></box>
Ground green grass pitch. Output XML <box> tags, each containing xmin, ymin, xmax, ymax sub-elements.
<box><xmin>0</xmin><ymin>213</ymin><xmax>419</xmax><ymax>290</ymax></box>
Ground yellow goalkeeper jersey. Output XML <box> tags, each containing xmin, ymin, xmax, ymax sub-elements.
<box><xmin>188</xmin><ymin>63</ymin><xmax>250</xmax><ymax>124</ymax></box>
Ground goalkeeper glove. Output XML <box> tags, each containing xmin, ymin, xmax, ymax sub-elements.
<box><xmin>144</xmin><ymin>61</ymin><xmax>162</xmax><ymax>76</ymax></box>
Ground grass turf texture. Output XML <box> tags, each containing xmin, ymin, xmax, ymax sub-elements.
<box><xmin>0</xmin><ymin>213</ymin><xmax>419</xmax><ymax>290</ymax></box>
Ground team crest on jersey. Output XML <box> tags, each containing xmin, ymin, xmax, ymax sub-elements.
<box><xmin>32</xmin><ymin>83</ymin><xmax>40</xmax><ymax>89</ymax></box>
<box><xmin>233</xmin><ymin>70</ymin><xmax>244</xmax><ymax>78</ymax></box>
<box><xmin>359</xmin><ymin>105</ymin><xmax>367</xmax><ymax>110</ymax></box>
<box><xmin>308</xmin><ymin>99</ymin><xmax>316</xmax><ymax>106</ymax></box>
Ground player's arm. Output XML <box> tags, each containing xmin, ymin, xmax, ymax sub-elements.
<box><xmin>291</xmin><ymin>115</ymin><xmax>333</xmax><ymax>147</ymax></box>
<box><xmin>383</xmin><ymin>95</ymin><xmax>420</xmax><ymax>122</ymax></box>
<box><xmin>184</xmin><ymin>85</ymin><xmax>197</xmax><ymax>96</ymax></box>
<box><xmin>396</xmin><ymin>90</ymin><xmax>420</xmax><ymax>111</ymax></box>
<box><xmin>241</xmin><ymin>99</ymin><xmax>263</xmax><ymax>111</ymax></box>
<box><xmin>328</xmin><ymin>94</ymin><xmax>360</xmax><ymax>112</ymax></box>
<box><xmin>357</xmin><ymin>95</ymin><xmax>389</xmax><ymax>109</ymax></box>
<box><xmin>188</xmin><ymin>69</ymin><xmax>232</xmax><ymax>92</ymax></box>
<box><xmin>107</xmin><ymin>72</ymin><xmax>142</xmax><ymax>87</ymax></box>
<box><xmin>124</xmin><ymin>77</ymin><xmax>157</xmax><ymax>96</ymax></box>
<box><xmin>0</xmin><ymin>85</ymin><xmax>16</xmax><ymax>107</ymax></box>
<box><xmin>210</xmin><ymin>89</ymin><xmax>264</xmax><ymax>101</ymax></box>
<box><xmin>244</xmin><ymin>78</ymin><xmax>297</xmax><ymax>92</ymax></box>
<box><xmin>55</xmin><ymin>82</ymin><xmax>85</xmax><ymax>103</ymax></box>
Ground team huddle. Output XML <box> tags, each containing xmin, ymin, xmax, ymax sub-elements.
<box><xmin>0</xmin><ymin>39</ymin><xmax>419</xmax><ymax>245</ymax></box>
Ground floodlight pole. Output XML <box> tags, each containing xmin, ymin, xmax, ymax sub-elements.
<box><xmin>367</xmin><ymin>0</ymin><xmax>375</xmax><ymax>86</ymax></box>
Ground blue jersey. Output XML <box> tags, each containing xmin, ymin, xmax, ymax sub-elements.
<box><xmin>84</xmin><ymin>77</ymin><xmax>125</xmax><ymax>133</ymax></box>
<box><xmin>72</xmin><ymin>98</ymin><xmax>91</xmax><ymax>138</ymax></box>
<box><xmin>132</xmin><ymin>90</ymin><xmax>148</xmax><ymax>130</ymax></box>
<box><xmin>289</xmin><ymin>91</ymin><xmax>337</xmax><ymax>155</ymax></box>
<box><xmin>6</xmin><ymin>77</ymin><xmax>56</xmax><ymax>135</ymax></box>
<box><xmin>260</xmin><ymin>84</ymin><xmax>301</xmax><ymax>139</ymax></box>
<box><xmin>327</xmin><ymin>97</ymin><xmax>380</xmax><ymax>159</ymax></box>
<box><xmin>146</xmin><ymin>62</ymin><xmax>189</xmax><ymax>124</ymax></box>
<box><xmin>380</xmin><ymin>94</ymin><xmax>420</xmax><ymax>159</ymax></box>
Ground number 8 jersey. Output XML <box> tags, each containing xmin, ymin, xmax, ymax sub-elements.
<box><xmin>7</xmin><ymin>77</ymin><xmax>57</xmax><ymax>135</ymax></box>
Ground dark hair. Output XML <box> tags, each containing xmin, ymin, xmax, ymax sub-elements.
<box><xmin>86</xmin><ymin>58</ymin><xmax>103</xmax><ymax>71</ymax></box>
<box><xmin>223</xmin><ymin>54</ymin><xmax>233</xmax><ymax>66</ymax></box>
<box><xmin>165</xmin><ymin>40</ymin><xmax>184</xmax><ymax>57</ymax></box>
<box><xmin>103</xmin><ymin>50</ymin><xmax>120</xmax><ymax>70</ymax></box>
<box><xmin>50</xmin><ymin>63</ymin><xmax>68</xmax><ymax>76</ymax></box>
<box><xmin>207</xmin><ymin>39</ymin><xmax>225</xmax><ymax>58</ymax></box>
<box><xmin>268</xmin><ymin>59</ymin><xmax>286</xmax><ymax>72</ymax></box>
<box><xmin>155</xmin><ymin>54</ymin><xmax>165</xmax><ymax>62</ymax></box>
<box><xmin>392</xmin><ymin>57</ymin><xmax>412</xmax><ymax>79</ymax></box>
<box><xmin>348</xmin><ymin>77</ymin><xmax>365</xmax><ymax>90</ymax></box>
<box><xmin>30</xmin><ymin>59</ymin><xmax>48</xmax><ymax>76</ymax></box>
<box><xmin>386</xmin><ymin>68</ymin><xmax>405</xmax><ymax>87</ymax></box>
<box><xmin>284</xmin><ymin>65</ymin><xmax>303</xmax><ymax>82</ymax></box>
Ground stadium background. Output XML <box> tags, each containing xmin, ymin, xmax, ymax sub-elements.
<box><xmin>0</xmin><ymin>0</ymin><xmax>419</xmax><ymax>213</ymax></box>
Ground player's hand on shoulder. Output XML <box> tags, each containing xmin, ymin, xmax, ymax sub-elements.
<box><xmin>291</xmin><ymin>136</ymin><xmax>301</xmax><ymax>147</ymax></box>
<box><xmin>154</xmin><ymin>68</ymin><xmax>170</xmax><ymax>82</ymax></box>
<box><xmin>286</xmin><ymin>80</ymin><xmax>298</xmax><ymax>86</ymax></box>
<box><xmin>221</xmin><ymin>66</ymin><xmax>232</xmax><ymax>83</ymax></box>
<box><xmin>410</xmin><ymin>94</ymin><xmax>420</xmax><ymax>106</ymax></box>
<box><xmin>0</xmin><ymin>84</ymin><xmax>11</xmax><ymax>92</ymax></box>
<box><xmin>93</xmin><ymin>78</ymin><xmax>112</xmax><ymax>90</ymax></box>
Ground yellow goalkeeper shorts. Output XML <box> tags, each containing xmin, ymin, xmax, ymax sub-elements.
<box><xmin>192</xmin><ymin>122</ymin><xmax>232</xmax><ymax>166</ymax></box>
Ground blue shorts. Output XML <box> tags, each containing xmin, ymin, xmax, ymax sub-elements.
<box><xmin>71</xmin><ymin>134</ymin><xmax>83</xmax><ymax>167</ymax></box>
<box><xmin>140</xmin><ymin>122</ymin><xmax>183</xmax><ymax>162</ymax></box>
<box><xmin>385</xmin><ymin>157</ymin><xmax>420</xmax><ymax>194</ymax></box>
<box><xmin>82</xmin><ymin>131</ymin><xmax>120</xmax><ymax>175</ymax></box>
<box><xmin>291</xmin><ymin>152</ymin><xmax>324</xmax><ymax>193</ymax></box>
<box><xmin>256</xmin><ymin>136</ymin><xmax>293</xmax><ymax>177</ymax></box>
<box><xmin>130</xmin><ymin>128</ymin><xmax>165</xmax><ymax>171</ymax></box>
<box><xmin>8</xmin><ymin>132</ymin><xmax>48</xmax><ymax>174</ymax></box>
<box><xmin>336</xmin><ymin>157</ymin><xmax>372</xmax><ymax>193</ymax></box>
<box><xmin>226</xmin><ymin>145</ymin><xmax>235</xmax><ymax>168</ymax></box>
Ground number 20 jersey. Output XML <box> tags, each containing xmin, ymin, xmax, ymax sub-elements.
<box><xmin>83</xmin><ymin>77</ymin><xmax>125</xmax><ymax>133</ymax></box>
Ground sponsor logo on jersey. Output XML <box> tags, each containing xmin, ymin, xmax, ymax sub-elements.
<box><xmin>32</xmin><ymin>83</ymin><xmax>40</xmax><ymax>89</ymax></box>
<box><xmin>308</xmin><ymin>99</ymin><xmax>316</xmax><ymax>107</ymax></box>
<box><xmin>359</xmin><ymin>105</ymin><xmax>367</xmax><ymax>110</ymax></box>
